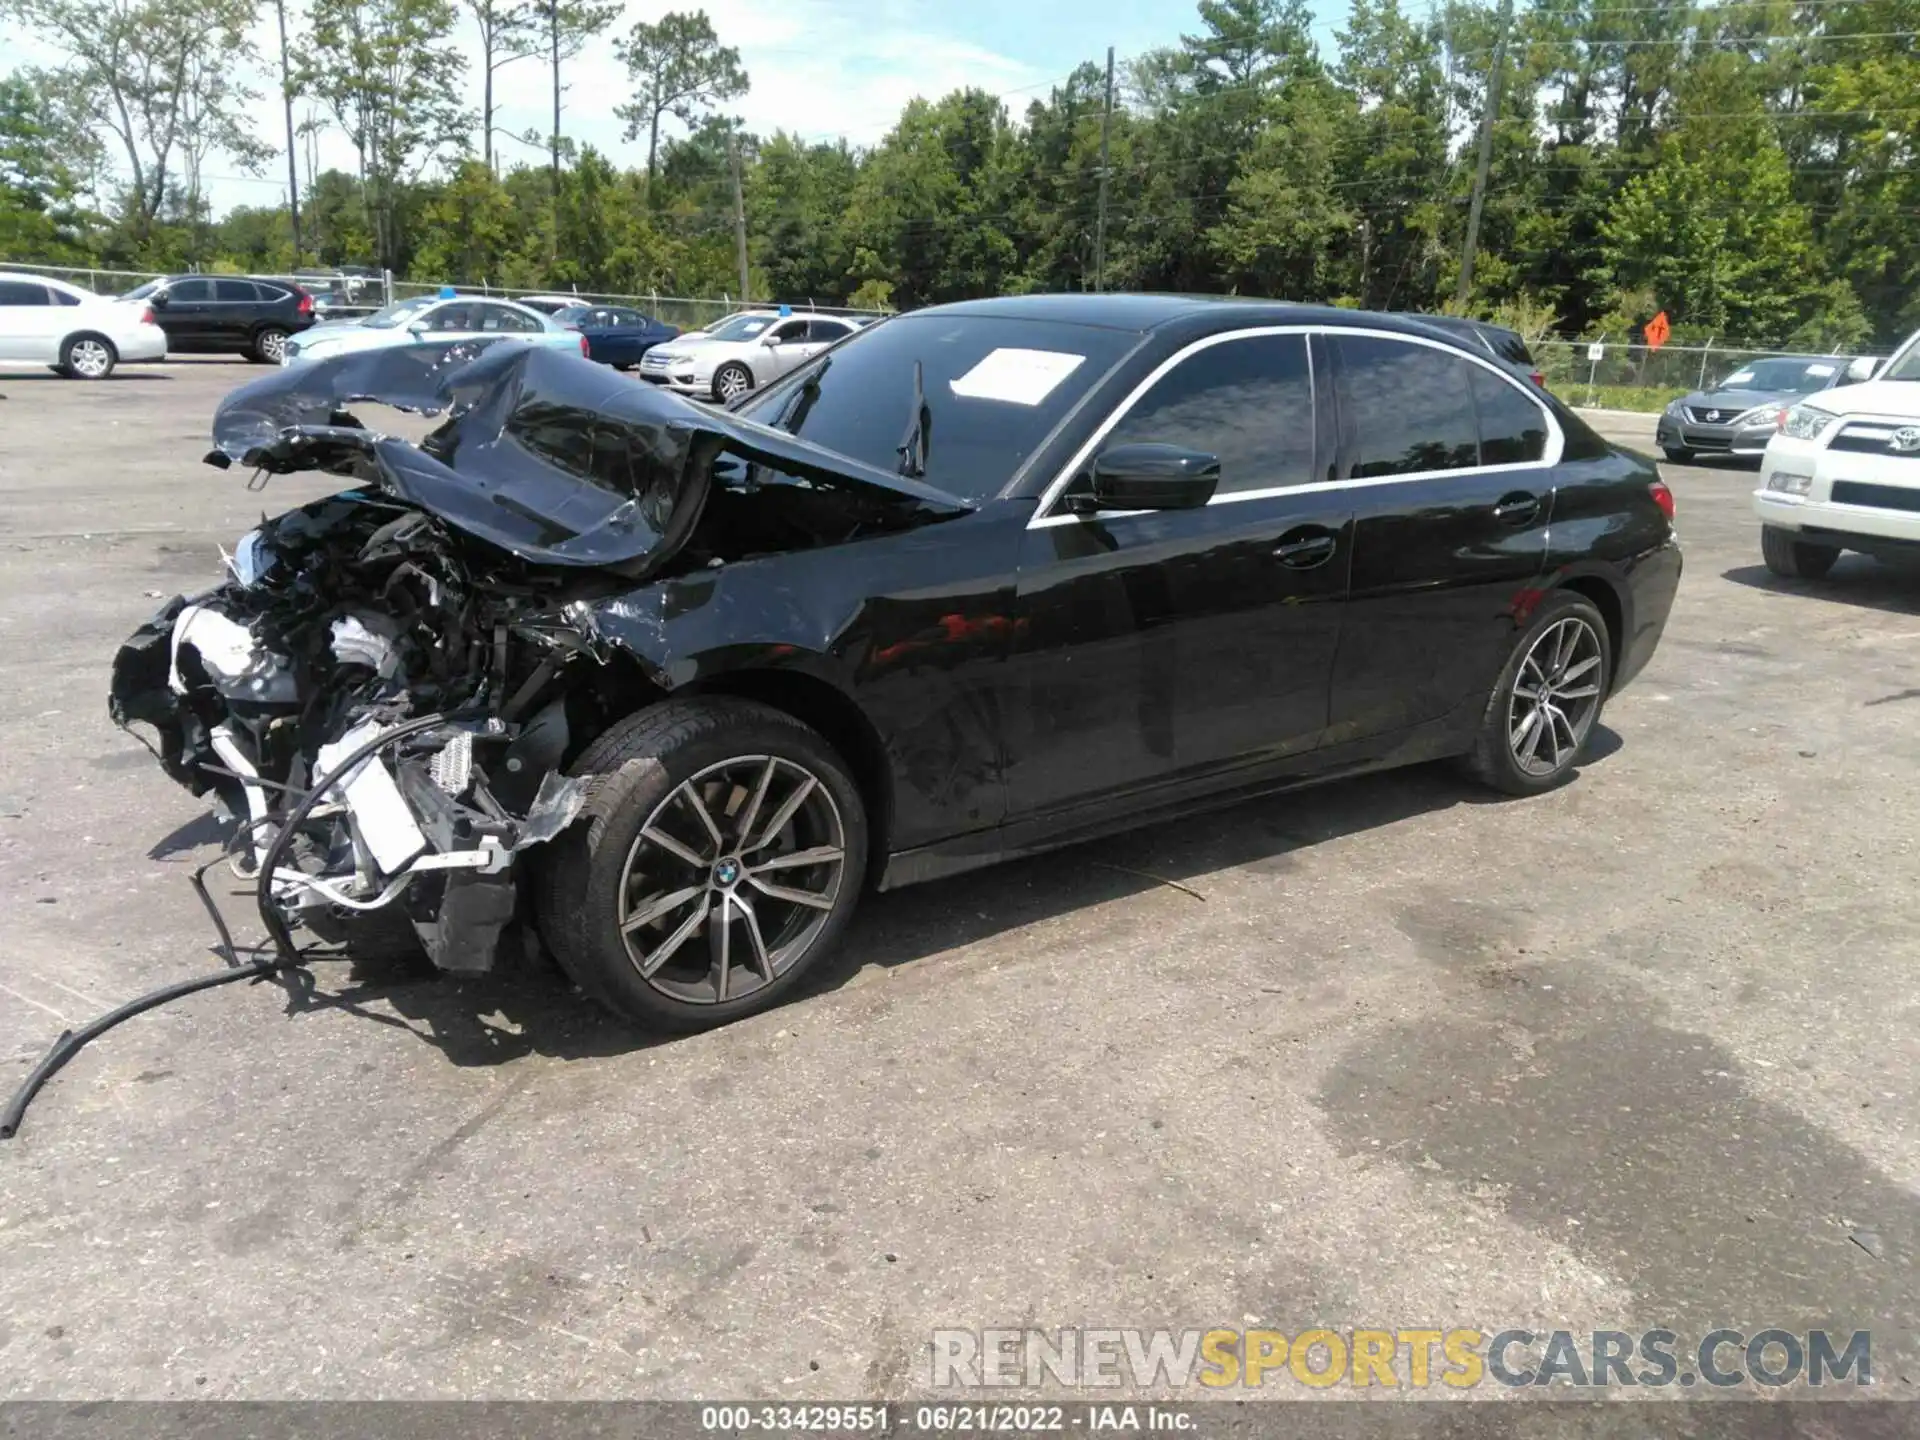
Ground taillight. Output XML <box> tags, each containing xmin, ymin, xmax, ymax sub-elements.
<box><xmin>139</xmin><ymin>305</ymin><xmax>155</xmax><ymax>325</ymax></box>
<box><xmin>1649</xmin><ymin>480</ymin><xmax>1676</xmax><ymax>521</ymax></box>
<box><xmin>1530</xmin><ymin>370</ymin><xmax>1546</xmax><ymax>388</ymax></box>
<box><xmin>296</xmin><ymin>290</ymin><xmax>313</xmax><ymax>316</ymax></box>
<box><xmin>578</xmin><ymin>334</ymin><xmax>590</xmax><ymax>356</ymax></box>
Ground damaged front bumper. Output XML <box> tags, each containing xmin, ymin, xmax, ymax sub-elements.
<box><xmin>112</xmin><ymin>580</ymin><xmax>585</xmax><ymax>974</ymax></box>
<box><xmin>109</xmin><ymin>341</ymin><xmax>971</xmax><ymax>975</ymax></box>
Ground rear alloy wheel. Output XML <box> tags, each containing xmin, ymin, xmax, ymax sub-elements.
<box><xmin>1760</xmin><ymin>524</ymin><xmax>1839</xmax><ymax>580</ymax></box>
<box><xmin>537</xmin><ymin>697</ymin><xmax>868</xmax><ymax>1030</ymax></box>
<box><xmin>60</xmin><ymin>334</ymin><xmax>116</xmax><ymax>380</ymax></box>
<box><xmin>712</xmin><ymin>362</ymin><xmax>753</xmax><ymax>403</ymax></box>
<box><xmin>1465</xmin><ymin>591</ymin><xmax>1612</xmax><ymax>796</ymax></box>
<box><xmin>251</xmin><ymin>326</ymin><xmax>289</xmax><ymax>364</ymax></box>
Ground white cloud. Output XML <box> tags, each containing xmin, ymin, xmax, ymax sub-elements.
<box><xmin>3</xmin><ymin>0</ymin><xmax>1055</xmax><ymax>218</ymax></box>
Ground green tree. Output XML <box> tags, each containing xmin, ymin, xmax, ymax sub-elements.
<box><xmin>614</xmin><ymin>10</ymin><xmax>747</xmax><ymax>208</ymax></box>
<box><xmin>298</xmin><ymin>0</ymin><xmax>472</xmax><ymax>270</ymax></box>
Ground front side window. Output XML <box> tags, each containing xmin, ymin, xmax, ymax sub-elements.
<box><xmin>476</xmin><ymin>303</ymin><xmax>539</xmax><ymax>333</ymax></box>
<box><xmin>170</xmin><ymin>278</ymin><xmax>214</xmax><ymax>302</ymax></box>
<box><xmin>1334</xmin><ymin>335</ymin><xmax>1480</xmax><ymax>478</ymax></box>
<box><xmin>424</xmin><ymin>302</ymin><xmax>474</xmax><ymax>332</ymax></box>
<box><xmin>768</xmin><ymin>320</ymin><xmax>808</xmax><ymax>345</ymax></box>
<box><xmin>0</xmin><ymin>280</ymin><xmax>50</xmax><ymax>306</ymax></box>
<box><xmin>1086</xmin><ymin>332</ymin><xmax>1316</xmax><ymax>499</ymax></box>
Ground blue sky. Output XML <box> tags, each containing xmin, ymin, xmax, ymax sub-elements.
<box><xmin>6</xmin><ymin>0</ymin><xmax>1351</xmax><ymax>216</ymax></box>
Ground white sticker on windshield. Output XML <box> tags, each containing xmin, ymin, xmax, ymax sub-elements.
<box><xmin>949</xmin><ymin>348</ymin><xmax>1086</xmax><ymax>406</ymax></box>
<box><xmin>1807</xmin><ymin>363</ymin><xmax>1836</xmax><ymax>376</ymax></box>
<box><xmin>1724</xmin><ymin>371</ymin><xmax>1755</xmax><ymax>387</ymax></box>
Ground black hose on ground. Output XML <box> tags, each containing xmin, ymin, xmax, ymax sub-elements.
<box><xmin>3</xmin><ymin>711</ymin><xmax>465</xmax><ymax>1142</ymax></box>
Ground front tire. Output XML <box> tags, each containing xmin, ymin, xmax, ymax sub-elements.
<box><xmin>60</xmin><ymin>334</ymin><xmax>116</xmax><ymax>379</ymax></box>
<box><xmin>1464</xmin><ymin>591</ymin><xmax>1612</xmax><ymax>796</ymax></box>
<box><xmin>1761</xmin><ymin>525</ymin><xmax>1839</xmax><ymax>579</ymax></box>
<box><xmin>251</xmin><ymin>326</ymin><xmax>289</xmax><ymax>364</ymax></box>
<box><xmin>537</xmin><ymin>697</ymin><xmax>868</xmax><ymax>1030</ymax></box>
<box><xmin>712</xmin><ymin>362</ymin><xmax>753</xmax><ymax>403</ymax></box>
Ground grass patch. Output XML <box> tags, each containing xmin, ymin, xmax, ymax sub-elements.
<box><xmin>1554</xmin><ymin>382</ymin><xmax>1689</xmax><ymax>413</ymax></box>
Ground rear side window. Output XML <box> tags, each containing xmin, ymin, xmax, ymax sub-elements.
<box><xmin>807</xmin><ymin>319</ymin><xmax>852</xmax><ymax>344</ymax></box>
<box><xmin>1471</xmin><ymin>367</ymin><xmax>1549</xmax><ymax>464</ymax></box>
<box><xmin>1334</xmin><ymin>335</ymin><xmax>1479</xmax><ymax>477</ymax></box>
<box><xmin>0</xmin><ymin>280</ymin><xmax>50</xmax><ymax>305</ymax></box>
<box><xmin>1096</xmin><ymin>333</ymin><xmax>1315</xmax><ymax>498</ymax></box>
<box><xmin>215</xmin><ymin>279</ymin><xmax>258</xmax><ymax>301</ymax></box>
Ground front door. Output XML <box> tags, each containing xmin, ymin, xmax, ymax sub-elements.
<box><xmin>1006</xmin><ymin>329</ymin><xmax>1351</xmax><ymax>821</ymax></box>
<box><xmin>1323</xmin><ymin>331</ymin><xmax>1557</xmax><ymax>743</ymax></box>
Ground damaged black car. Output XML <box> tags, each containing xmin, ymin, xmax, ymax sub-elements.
<box><xmin>110</xmin><ymin>295</ymin><xmax>1681</xmax><ymax>1030</ymax></box>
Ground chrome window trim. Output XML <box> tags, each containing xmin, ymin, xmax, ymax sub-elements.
<box><xmin>1027</xmin><ymin>324</ymin><xmax>1565</xmax><ymax>530</ymax></box>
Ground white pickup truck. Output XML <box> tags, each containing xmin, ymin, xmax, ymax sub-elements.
<box><xmin>1753</xmin><ymin>335</ymin><xmax>1920</xmax><ymax>577</ymax></box>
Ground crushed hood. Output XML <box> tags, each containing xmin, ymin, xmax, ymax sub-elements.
<box><xmin>206</xmin><ymin>342</ymin><xmax>974</xmax><ymax>574</ymax></box>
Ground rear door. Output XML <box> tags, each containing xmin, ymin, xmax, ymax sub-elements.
<box><xmin>1008</xmin><ymin>328</ymin><xmax>1351</xmax><ymax>819</ymax></box>
<box><xmin>1324</xmin><ymin>330</ymin><xmax>1557</xmax><ymax>743</ymax></box>
<box><xmin>211</xmin><ymin>278</ymin><xmax>261</xmax><ymax>346</ymax></box>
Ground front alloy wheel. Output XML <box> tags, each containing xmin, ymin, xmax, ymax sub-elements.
<box><xmin>1465</xmin><ymin>591</ymin><xmax>1612</xmax><ymax>795</ymax></box>
<box><xmin>713</xmin><ymin>362</ymin><xmax>753</xmax><ymax>402</ymax></box>
<box><xmin>616</xmin><ymin>755</ymin><xmax>848</xmax><ymax>1005</ymax></box>
<box><xmin>538</xmin><ymin>697</ymin><xmax>868</xmax><ymax>1029</ymax></box>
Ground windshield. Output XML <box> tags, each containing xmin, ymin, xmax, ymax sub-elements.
<box><xmin>1716</xmin><ymin>358</ymin><xmax>1841</xmax><ymax>392</ymax></box>
<box><xmin>706</xmin><ymin>313</ymin><xmax>776</xmax><ymax>342</ymax></box>
<box><xmin>1883</xmin><ymin>340</ymin><xmax>1920</xmax><ymax>382</ymax></box>
<box><xmin>362</xmin><ymin>295</ymin><xmax>440</xmax><ymax>329</ymax></box>
<box><xmin>734</xmin><ymin>313</ymin><xmax>1142</xmax><ymax>503</ymax></box>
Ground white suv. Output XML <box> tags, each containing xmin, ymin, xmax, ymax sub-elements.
<box><xmin>1754</xmin><ymin>336</ymin><xmax>1920</xmax><ymax>577</ymax></box>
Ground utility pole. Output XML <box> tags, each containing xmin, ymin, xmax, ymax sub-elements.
<box><xmin>729</xmin><ymin>131</ymin><xmax>750</xmax><ymax>303</ymax></box>
<box><xmin>274</xmin><ymin>0</ymin><xmax>302</xmax><ymax>264</ymax></box>
<box><xmin>548</xmin><ymin>0</ymin><xmax>562</xmax><ymax>264</ymax></box>
<box><xmin>1093</xmin><ymin>44</ymin><xmax>1115</xmax><ymax>292</ymax></box>
<box><xmin>1455</xmin><ymin>0</ymin><xmax>1511</xmax><ymax>306</ymax></box>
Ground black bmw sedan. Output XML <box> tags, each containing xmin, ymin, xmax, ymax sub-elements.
<box><xmin>112</xmin><ymin>294</ymin><xmax>1680</xmax><ymax>1030</ymax></box>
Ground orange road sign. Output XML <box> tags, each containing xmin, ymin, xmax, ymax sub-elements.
<box><xmin>1645</xmin><ymin>311</ymin><xmax>1671</xmax><ymax>351</ymax></box>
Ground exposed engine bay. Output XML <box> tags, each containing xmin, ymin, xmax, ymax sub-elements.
<box><xmin>107</xmin><ymin>341</ymin><xmax>970</xmax><ymax>975</ymax></box>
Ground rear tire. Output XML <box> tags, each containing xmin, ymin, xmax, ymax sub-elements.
<box><xmin>250</xmin><ymin>326</ymin><xmax>289</xmax><ymax>364</ymax></box>
<box><xmin>1464</xmin><ymin>591</ymin><xmax>1612</xmax><ymax>797</ymax></box>
<box><xmin>1662</xmin><ymin>446</ymin><xmax>1692</xmax><ymax>463</ymax></box>
<box><xmin>536</xmin><ymin>697</ymin><xmax>868</xmax><ymax>1030</ymax></box>
<box><xmin>59</xmin><ymin>333</ymin><xmax>116</xmax><ymax>379</ymax></box>
<box><xmin>1761</xmin><ymin>524</ymin><xmax>1839</xmax><ymax>579</ymax></box>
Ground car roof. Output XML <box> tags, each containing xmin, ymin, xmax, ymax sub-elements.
<box><xmin>913</xmin><ymin>292</ymin><xmax>1501</xmax><ymax>344</ymax></box>
<box><xmin>1</xmin><ymin>271</ymin><xmax>92</xmax><ymax>297</ymax></box>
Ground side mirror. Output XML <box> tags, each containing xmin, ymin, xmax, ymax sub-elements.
<box><xmin>763</xmin><ymin>332</ymin><xmax>783</xmax><ymax>346</ymax></box>
<box><xmin>1071</xmin><ymin>443</ymin><xmax>1220</xmax><ymax>513</ymax></box>
<box><xmin>407</xmin><ymin>320</ymin><xmax>428</xmax><ymax>336</ymax></box>
<box><xmin>149</xmin><ymin>291</ymin><xmax>169</xmax><ymax>309</ymax></box>
<box><xmin>1845</xmin><ymin>356</ymin><xmax>1880</xmax><ymax>384</ymax></box>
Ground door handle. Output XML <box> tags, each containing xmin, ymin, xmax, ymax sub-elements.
<box><xmin>1492</xmin><ymin>492</ymin><xmax>1541</xmax><ymax>525</ymax></box>
<box><xmin>1274</xmin><ymin>531</ymin><xmax>1338</xmax><ymax>569</ymax></box>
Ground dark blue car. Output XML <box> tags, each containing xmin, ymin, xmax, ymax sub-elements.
<box><xmin>553</xmin><ymin>305</ymin><xmax>680</xmax><ymax>370</ymax></box>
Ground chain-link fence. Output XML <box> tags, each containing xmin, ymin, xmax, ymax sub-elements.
<box><xmin>1536</xmin><ymin>338</ymin><xmax>1883</xmax><ymax>413</ymax></box>
<box><xmin>1</xmin><ymin>259</ymin><xmax>873</xmax><ymax>331</ymax></box>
